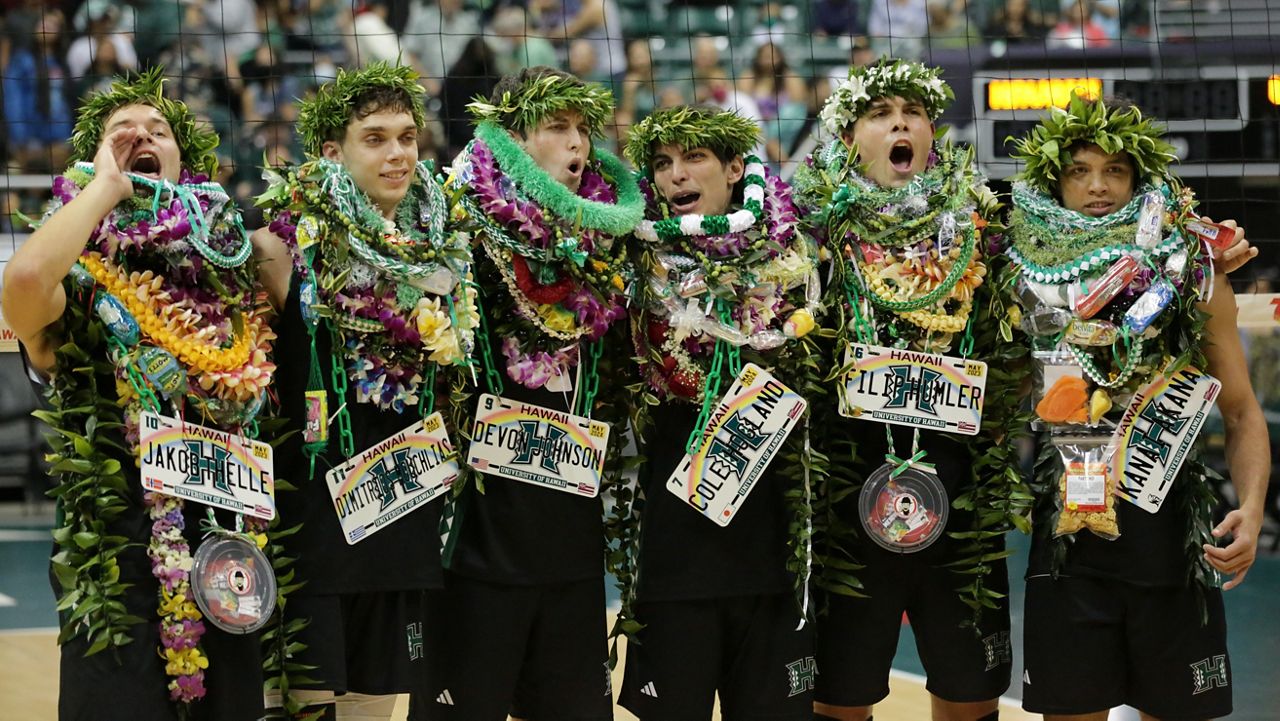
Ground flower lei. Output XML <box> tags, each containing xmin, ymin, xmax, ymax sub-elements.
<box><xmin>261</xmin><ymin>159</ymin><xmax>479</xmax><ymax>412</ymax></box>
<box><xmin>806</xmin><ymin>140</ymin><xmax>990</xmax><ymax>352</ymax></box>
<box><xmin>452</xmin><ymin>128</ymin><xmax>638</xmax><ymax>389</ymax></box>
<box><xmin>633</xmin><ymin>170</ymin><xmax>816</xmax><ymax>401</ymax></box>
<box><xmin>42</xmin><ymin>168</ymin><xmax>275</xmax><ymax>707</ymax></box>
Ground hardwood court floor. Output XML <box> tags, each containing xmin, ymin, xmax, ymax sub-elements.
<box><xmin>0</xmin><ymin>626</ymin><xmax>1037</xmax><ymax>721</ymax></box>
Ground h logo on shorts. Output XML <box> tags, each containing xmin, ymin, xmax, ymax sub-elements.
<box><xmin>982</xmin><ymin>631</ymin><xmax>1012</xmax><ymax>672</ymax></box>
<box><xmin>1191</xmin><ymin>654</ymin><xmax>1228</xmax><ymax>695</ymax></box>
<box><xmin>406</xmin><ymin>622</ymin><xmax>423</xmax><ymax>661</ymax></box>
<box><xmin>786</xmin><ymin>656</ymin><xmax>817</xmax><ymax>697</ymax></box>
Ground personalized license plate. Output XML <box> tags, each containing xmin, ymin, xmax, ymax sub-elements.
<box><xmin>1112</xmin><ymin>366</ymin><xmax>1220</xmax><ymax>513</ymax></box>
<box><xmin>467</xmin><ymin>395</ymin><xmax>610</xmax><ymax>498</ymax></box>
<box><xmin>325</xmin><ymin>413</ymin><xmax>459</xmax><ymax>545</ymax></box>
<box><xmin>667</xmin><ymin>363</ymin><xmax>807</xmax><ymax>527</ymax></box>
<box><xmin>839</xmin><ymin>343</ymin><xmax>986</xmax><ymax>435</ymax></box>
<box><xmin>139</xmin><ymin>411</ymin><xmax>275</xmax><ymax>520</ymax></box>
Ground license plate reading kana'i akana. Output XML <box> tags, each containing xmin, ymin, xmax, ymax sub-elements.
<box><xmin>1112</xmin><ymin>366</ymin><xmax>1220</xmax><ymax>514</ymax></box>
<box><xmin>667</xmin><ymin>364</ymin><xmax>807</xmax><ymax>527</ymax></box>
<box><xmin>467</xmin><ymin>394</ymin><xmax>610</xmax><ymax>498</ymax></box>
<box><xmin>139</xmin><ymin>411</ymin><xmax>276</xmax><ymax>520</ymax></box>
<box><xmin>325</xmin><ymin>413</ymin><xmax>459</xmax><ymax>545</ymax></box>
<box><xmin>839</xmin><ymin>343</ymin><xmax>986</xmax><ymax>435</ymax></box>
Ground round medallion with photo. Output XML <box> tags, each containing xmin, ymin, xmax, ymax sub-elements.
<box><xmin>859</xmin><ymin>462</ymin><xmax>948</xmax><ymax>553</ymax></box>
<box><xmin>191</xmin><ymin>535</ymin><xmax>277</xmax><ymax>634</ymax></box>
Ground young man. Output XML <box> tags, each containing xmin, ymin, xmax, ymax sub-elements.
<box><xmin>2</xmin><ymin>69</ymin><xmax>274</xmax><ymax>720</ymax></box>
<box><xmin>792</xmin><ymin>58</ymin><xmax>1026</xmax><ymax>721</ymax></box>
<box><xmin>414</xmin><ymin>66</ymin><xmax>640</xmax><ymax>720</ymax></box>
<box><xmin>253</xmin><ymin>62</ymin><xmax>476</xmax><ymax>719</ymax></box>
<box><xmin>617</xmin><ymin>105</ymin><xmax>822</xmax><ymax>720</ymax></box>
<box><xmin>1009</xmin><ymin>94</ymin><xmax>1269</xmax><ymax>721</ymax></box>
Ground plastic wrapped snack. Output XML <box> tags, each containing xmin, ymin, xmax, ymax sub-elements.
<box><xmin>1073</xmin><ymin>255</ymin><xmax>1139</xmax><ymax>320</ymax></box>
<box><xmin>1052</xmin><ymin>435</ymin><xmax>1120</xmax><ymax>540</ymax></box>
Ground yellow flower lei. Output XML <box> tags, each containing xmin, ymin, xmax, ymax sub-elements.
<box><xmin>80</xmin><ymin>253</ymin><xmax>256</xmax><ymax>373</ymax></box>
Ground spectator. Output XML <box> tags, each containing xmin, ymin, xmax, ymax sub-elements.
<box><xmin>75</xmin><ymin>31</ymin><xmax>128</xmax><ymax>101</ymax></box>
<box><xmin>1047</xmin><ymin>0</ymin><xmax>1109</xmax><ymax>48</ymax></box>
<box><xmin>927</xmin><ymin>0</ymin><xmax>979</xmax><ymax>50</ymax></box>
<box><xmin>616</xmin><ymin>38</ymin><xmax>660</xmax><ymax>137</ymax></box>
<box><xmin>748</xmin><ymin>0</ymin><xmax>792</xmax><ymax>49</ymax></box>
<box><xmin>403</xmin><ymin>0</ymin><xmax>481</xmax><ymax>94</ymax></box>
<box><xmin>439</xmin><ymin>36</ymin><xmax>500</xmax><ymax>157</ymax></box>
<box><xmin>568</xmin><ymin>38</ymin><xmax>613</xmax><ymax>87</ymax></box>
<box><xmin>2</xmin><ymin>8</ymin><xmax>73</xmax><ymax>172</ymax></box>
<box><xmin>1088</xmin><ymin>0</ymin><xmax>1120</xmax><ymax>39</ymax></box>
<box><xmin>198</xmin><ymin>0</ymin><xmax>261</xmax><ymax>76</ymax></box>
<box><xmin>812</xmin><ymin>0</ymin><xmax>867</xmax><ymax>38</ymax></box>
<box><xmin>867</xmin><ymin>0</ymin><xmax>929</xmax><ymax>59</ymax></box>
<box><xmin>826</xmin><ymin>36</ymin><xmax>875</xmax><ymax>91</ymax></box>
<box><xmin>490</xmin><ymin>6</ymin><xmax>559</xmax><ymax>75</ymax></box>
<box><xmin>130</xmin><ymin>0</ymin><xmax>184</xmax><ymax>66</ymax></box>
<box><xmin>71</xmin><ymin>0</ymin><xmax>136</xmax><ymax>37</ymax></box>
<box><xmin>66</xmin><ymin>3</ymin><xmax>138</xmax><ymax>79</ymax></box>
<box><xmin>738</xmin><ymin>41</ymin><xmax>809</xmax><ymax>166</ymax></box>
<box><xmin>985</xmin><ymin>0</ymin><xmax>1056</xmax><ymax>43</ymax></box>
<box><xmin>349</xmin><ymin>0</ymin><xmax>411</xmax><ymax>66</ymax></box>
<box><xmin>287</xmin><ymin>0</ymin><xmax>349</xmax><ymax>55</ymax></box>
<box><xmin>657</xmin><ymin>84</ymin><xmax>687</xmax><ymax>110</ymax></box>
<box><xmin>529</xmin><ymin>0</ymin><xmax>627</xmax><ymax>78</ymax></box>
<box><xmin>688</xmin><ymin>34</ymin><xmax>733</xmax><ymax>105</ymax></box>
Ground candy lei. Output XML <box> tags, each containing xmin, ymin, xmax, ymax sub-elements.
<box><xmin>635</xmin><ymin>171</ymin><xmax>817</xmax><ymax>401</ymax></box>
<box><xmin>823</xmin><ymin>143</ymin><xmax>988</xmax><ymax>351</ymax></box>
<box><xmin>1009</xmin><ymin>181</ymin><xmax>1208</xmax><ymax>392</ymax></box>
<box><xmin>45</xmin><ymin>171</ymin><xmax>274</xmax><ymax>707</ymax></box>
<box><xmin>273</xmin><ymin>159</ymin><xmax>479</xmax><ymax>413</ymax></box>
<box><xmin>452</xmin><ymin>130</ymin><xmax>638</xmax><ymax>389</ymax></box>
<box><xmin>1007</xmin><ymin>182</ymin><xmax>1185</xmax><ymax>283</ymax></box>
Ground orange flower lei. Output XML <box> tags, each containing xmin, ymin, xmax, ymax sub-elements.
<box><xmin>80</xmin><ymin>252</ymin><xmax>258</xmax><ymax>373</ymax></box>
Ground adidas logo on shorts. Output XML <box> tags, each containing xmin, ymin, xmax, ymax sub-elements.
<box><xmin>640</xmin><ymin>681</ymin><xmax>658</xmax><ymax>698</ymax></box>
<box><xmin>436</xmin><ymin>689</ymin><xmax>455</xmax><ymax>706</ymax></box>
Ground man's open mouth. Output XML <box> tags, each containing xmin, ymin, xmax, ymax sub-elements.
<box><xmin>670</xmin><ymin>189</ymin><xmax>701</xmax><ymax>214</ymax></box>
<box><xmin>567</xmin><ymin>159</ymin><xmax>583</xmax><ymax>176</ymax></box>
<box><xmin>129</xmin><ymin>152</ymin><xmax>161</xmax><ymax>177</ymax></box>
<box><xmin>889</xmin><ymin>141</ymin><xmax>915</xmax><ymax>172</ymax></box>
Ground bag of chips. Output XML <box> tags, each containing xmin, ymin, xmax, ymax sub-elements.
<box><xmin>1052</xmin><ymin>434</ymin><xmax>1120</xmax><ymax>540</ymax></box>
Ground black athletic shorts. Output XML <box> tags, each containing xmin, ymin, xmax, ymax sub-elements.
<box><xmin>618</xmin><ymin>593</ymin><xmax>815</xmax><ymax>721</ymax></box>
<box><xmin>290</xmin><ymin>590</ymin><xmax>428</xmax><ymax>695</ymax></box>
<box><xmin>412</xmin><ymin>571</ymin><xmax>611</xmax><ymax>721</ymax></box>
<box><xmin>1022</xmin><ymin>575</ymin><xmax>1232</xmax><ymax>719</ymax></box>
<box><xmin>57</xmin><ymin>582</ymin><xmax>264</xmax><ymax>721</ymax></box>
<box><xmin>815</xmin><ymin>555</ymin><xmax>1012</xmax><ymax>707</ymax></box>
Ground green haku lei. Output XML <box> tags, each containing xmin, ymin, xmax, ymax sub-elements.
<box><xmin>297</xmin><ymin>61</ymin><xmax>428</xmax><ymax>157</ymax></box>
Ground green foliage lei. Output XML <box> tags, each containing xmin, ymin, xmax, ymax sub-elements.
<box><xmin>296</xmin><ymin>61</ymin><xmax>428</xmax><ymax>157</ymax></box>
<box><xmin>1009</xmin><ymin>92</ymin><xmax>1178</xmax><ymax>197</ymax></box>
<box><xmin>820</xmin><ymin>57</ymin><xmax>954</xmax><ymax>135</ymax></box>
<box><xmin>70</xmin><ymin>66</ymin><xmax>220</xmax><ymax>177</ymax></box>
<box><xmin>467</xmin><ymin>73</ymin><xmax>615</xmax><ymax>134</ymax></box>
<box><xmin>795</xmin><ymin>139</ymin><xmax>1033</xmax><ymax>628</ymax></box>
<box><xmin>622</xmin><ymin>105</ymin><xmax>761</xmax><ymax>174</ymax></box>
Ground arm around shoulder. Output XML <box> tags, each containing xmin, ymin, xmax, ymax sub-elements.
<box><xmin>251</xmin><ymin>226</ymin><xmax>294</xmax><ymax>314</ymax></box>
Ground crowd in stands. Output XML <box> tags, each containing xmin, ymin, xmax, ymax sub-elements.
<box><xmin>2</xmin><ymin>0</ymin><xmax>1157</xmax><ymax>227</ymax></box>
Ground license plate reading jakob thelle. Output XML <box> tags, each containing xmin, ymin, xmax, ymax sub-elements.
<box><xmin>325</xmin><ymin>413</ymin><xmax>459</xmax><ymax>545</ymax></box>
<box><xmin>667</xmin><ymin>363</ymin><xmax>807</xmax><ymax>527</ymax></box>
<box><xmin>839</xmin><ymin>343</ymin><xmax>986</xmax><ymax>435</ymax></box>
<box><xmin>139</xmin><ymin>411</ymin><xmax>276</xmax><ymax>520</ymax></box>
<box><xmin>467</xmin><ymin>394</ymin><xmax>610</xmax><ymax>498</ymax></box>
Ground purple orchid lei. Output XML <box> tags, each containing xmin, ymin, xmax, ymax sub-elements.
<box><xmin>463</xmin><ymin>138</ymin><xmax>631</xmax><ymax>389</ymax></box>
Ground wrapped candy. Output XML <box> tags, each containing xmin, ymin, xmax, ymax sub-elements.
<box><xmin>1124</xmin><ymin>277</ymin><xmax>1175</xmax><ymax>333</ymax></box>
<box><xmin>1134</xmin><ymin>191</ymin><xmax>1165</xmax><ymax>248</ymax></box>
<box><xmin>1074</xmin><ymin>255</ymin><xmax>1139</xmax><ymax>319</ymax></box>
<box><xmin>1064</xmin><ymin>319</ymin><xmax>1118</xmax><ymax>347</ymax></box>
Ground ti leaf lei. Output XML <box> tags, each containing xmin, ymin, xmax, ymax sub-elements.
<box><xmin>794</xmin><ymin>139</ymin><xmax>1032</xmax><ymax>628</ymax></box>
<box><xmin>39</xmin><ymin>169</ymin><xmax>275</xmax><ymax>708</ymax></box>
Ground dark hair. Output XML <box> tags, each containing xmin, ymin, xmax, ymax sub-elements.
<box><xmin>324</xmin><ymin>85</ymin><xmax>419</xmax><ymax>145</ymax></box>
<box><xmin>487</xmin><ymin>66</ymin><xmax>583</xmax><ymax>132</ymax></box>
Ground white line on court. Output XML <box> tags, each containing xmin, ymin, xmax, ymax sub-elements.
<box><xmin>0</xmin><ymin>593</ymin><xmax>14</xmax><ymax>607</ymax></box>
<box><xmin>0</xmin><ymin>530</ymin><xmax>51</xmax><ymax>542</ymax></box>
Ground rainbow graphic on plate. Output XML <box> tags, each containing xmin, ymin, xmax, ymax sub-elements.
<box><xmin>840</xmin><ymin>343</ymin><xmax>986</xmax><ymax>435</ymax></box>
<box><xmin>138</xmin><ymin>411</ymin><xmax>275</xmax><ymax>520</ymax></box>
<box><xmin>467</xmin><ymin>394</ymin><xmax>611</xmax><ymax>498</ymax></box>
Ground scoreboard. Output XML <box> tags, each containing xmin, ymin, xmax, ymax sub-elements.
<box><xmin>972</xmin><ymin>67</ymin><xmax>1280</xmax><ymax>179</ymax></box>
